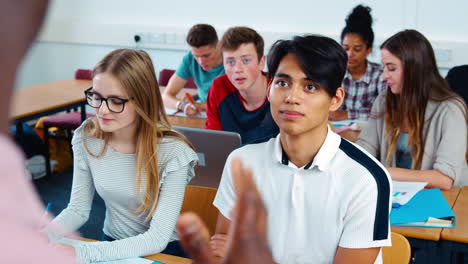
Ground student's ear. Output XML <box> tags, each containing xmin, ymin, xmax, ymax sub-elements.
<box><xmin>329</xmin><ymin>87</ymin><xmax>345</xmax><ymax>111</ymax></box>
<box><xmin>365</xmin><ymin>47</ymin><xmax>373</xmax><ymax>57</ymax></box>
<box><xmin>266</xmin><ymin>82</ymin><xmax>272</xmax><ymax>102</ymax></box>
<box><xmin>259</xmin><ymin>56</ymin><xmax>266</xmax><ymax>70</ymax></box>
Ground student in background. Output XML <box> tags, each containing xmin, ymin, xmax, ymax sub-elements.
<box><xmin>205</xmin><ymin>27</ymin><xmax>279</xmax><ymax>144</ymax></box>
<box><xmin>162</xmin><ymin>24</ymin><xmax>224</xmax><ymax>116</ymax></box>
<box><xmin>212</xmin><ymin>35</ymin><xmax>391</xmax><ymax>263</ymax></box>
<box><xmin>1</xmin><ymin>0</ymin><xmax>75</xmax><ymax>262</ymax></box>
<box><xmin>45</xmin><ymin>49</ymin><xmax>198</xmax><ymax>263</ymax></box>
<box><xmin>446</xmin><ymin>65</ymin><xmax>468</xmax><ymax>105</ymax></box>
<box><xmin>330</xmin><ymin>5</ymin><xmax>386</xmax><ymax>121</ymax></box>
<box><xmin>358</xmin><ymin>29</ymin><xmax>468</xmax><ymax>190</ymax></box>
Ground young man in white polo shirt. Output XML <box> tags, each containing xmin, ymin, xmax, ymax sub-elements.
<box><xmin>212</xmin><ymin>35</ymin><xmax>392</xmax><ymax>263</ymax></box>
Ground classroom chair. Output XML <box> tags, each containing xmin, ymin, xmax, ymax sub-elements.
<box><xmin>446</xmin><ymin>65</ymin><xmax>468</xmax><ymax>105</ymax></box>
<box><xmin>158</xmin><ymin>69</ymin><xmax>197</xmax><ymax>89</ymax></box>
<box><xmin>42</xmin><ymin>69</ymin><xmax>94</xmax><ymax>177</ymax></box>
<box><xmin>180</xmin><ymin>185</ymin><xmax>219</xmax><ymax>236</ymax></box>
<box><xmin>382</xmin><ymin>232</ymin><xmax>411</xmax><ymax>264</ymax></box>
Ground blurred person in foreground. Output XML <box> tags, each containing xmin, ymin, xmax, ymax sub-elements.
<box><xmin>0</xmin><ymin>0</ymin><xmax>75</xmax><ymax>263</ymax></box>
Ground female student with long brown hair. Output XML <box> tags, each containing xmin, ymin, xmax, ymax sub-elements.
<box><xmin>358</xmin><ymin>29</ymin><xmax>468</xmax><ymax>190</ymax></box>
<box><xmin>45</xmin><ymin>49</ymin><xmax>198</xmax><ymax>263</ymax></box>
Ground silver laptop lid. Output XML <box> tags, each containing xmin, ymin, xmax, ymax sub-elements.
<box><xmin>173</xmin><ymin>126</ymin><xmax>242</xmax><ymax>188</ymax></box>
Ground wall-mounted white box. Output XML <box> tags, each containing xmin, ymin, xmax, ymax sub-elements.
<box><xmin>435</xmin><ymin>48</ymin><xmax>452</xmax><ymax>63</ymax></box>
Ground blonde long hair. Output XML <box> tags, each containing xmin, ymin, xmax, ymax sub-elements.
<box><xmin>380</xmin><ymin>30</ymin><xmax>468</xmax><ymax>168</ymax></box>
<box><xmin>84</xmin><ymin>49</ymin><xmax>193</xmax><ymax>221</ymax></box>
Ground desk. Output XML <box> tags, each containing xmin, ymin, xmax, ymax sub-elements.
<box><xmin>145</xmin><ymin>252</ymin><xmax>192</xmax><ymax>264</ymax></box>
<box><xmin>80</xmin><ymin>237</ymin><xmax>192</xmax><ymax>264</ymax></box>
<box><xmin>441</xmin><ymin>186</ymin><xmax>468</xmax><ymax>263</ymax></box>
<box><xmin>163</xmin><ymin>86</ymin><xmax>361</xmax><ymax>142</ymax></box>
<box><xmin>11</xmin><ymin>79</ymin><xmax>91</xmax><ymax>123</ymax></box>
<box><xmin>391</xmin><ymin>187</ymin><xmax>461</xmax><ymax>264</ymax></box>
<box><xmin>167</xmin><ymin>115</ymin><xmax>361</xmax><ymax>142</ymax></box>
<box><xmin>167</xmin><ymin>115</ymin><xmax>205</xmax><ymax>129</ymax></box>
<box><xmin>392</xmin><ymin>187</ymin><xmax>461</xmax><ymax>241</ymax></box>
<box><xmin>339</xmin><ymin>129</ymin><xmax>360</xmax><ymax>143</ymax></box>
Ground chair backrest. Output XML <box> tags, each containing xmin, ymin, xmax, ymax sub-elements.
<box><xmin>382</xmin><ymin>232</ymin><xmax>411</xmax><ymax>264</ymax></box>
<box><xmin>75</xmin><ymin>69</ymin><xmax>93</xmax><ymax>80</ymax></box>
<box><xmin>180</xmin><ymin>185</ymin><xmax>219</xmax><ymax>236</ymax></box>
<box><xmin>159</xmin><ymin>68</ymin><xmax>197</xmax><ymax>89</ymax></box>
<box><xmin>446</xmin><ymin>65</ymin><xmax>468</xmax><ymax>105</ymax></box>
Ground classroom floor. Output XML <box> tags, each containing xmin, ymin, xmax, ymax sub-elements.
<box><xmin>32</xmin><ymin>169</ymin><xmax>105</xmax><ymax>240</ymax></box>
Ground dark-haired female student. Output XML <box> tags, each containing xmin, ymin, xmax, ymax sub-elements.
<box><xmin>330</xmin><ymin>5</ymin><xmax>386</xmax><ymax>121</ymax></box>
<box><xmin>358</xmin><ymin>29</ymin><xmax>468</xmax><ymax>190</ymax></box>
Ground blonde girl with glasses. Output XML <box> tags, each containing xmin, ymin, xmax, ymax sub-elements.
<box><xmin>45</xmin><ymin>49</ymin><xmax>198</xmax><ymax>263</ymax></box>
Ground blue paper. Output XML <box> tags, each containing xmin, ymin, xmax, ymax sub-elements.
<box><xmin>390</xmin><ymin>188</ymin><xmax>456</xmax><ymax>228</ymax></box>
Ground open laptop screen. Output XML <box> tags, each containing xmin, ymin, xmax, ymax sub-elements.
<box><xmin>173</xmin><ymin>126</ymin><xmax>241</xmax><ymax>188</ymax></box>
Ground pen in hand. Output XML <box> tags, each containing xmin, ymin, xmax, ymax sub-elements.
<box><xmin>184</xmin><ymin>92</ymin><xmax>200</xmax><ymax>115</ymax></box>
<box><xmin>185</xmin><ymin>92</ymin><xmax>196</xmax><ymax>106</ymax></box>
<box><xmin>44</xmin><ymin>202</ymin><xmax>52</xmax><ymax>216</ymax></box>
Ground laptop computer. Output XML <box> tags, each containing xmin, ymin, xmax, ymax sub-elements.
<box><xmin>173</xmin><ymin>126</ymin><xmax>242</xmax><ymax>188</ymax></box>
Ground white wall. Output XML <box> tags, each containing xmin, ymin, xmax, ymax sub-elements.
<box><xmin>15</xmin><ymin>0</ymin><xmax>468</xmax><ymax>88</ymax></box>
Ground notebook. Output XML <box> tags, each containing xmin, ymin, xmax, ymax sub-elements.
<box><xmin>91</xmin><ymin>257</ymin><xmax>161</xmax><ymax>264</ymax></box>
<box><xmin>390</xmin><ymin>188</ymin><xmax>456</xmax><ymax>228</ymax></box>
<box><xmin>330</xmin><ymin>119</ymin><xmax>367</xmax><ymax>131</ymax></box>
<box><xmin>164</xmin><ymin>107</ymin><xmax>207</xmax><ymax>118</ymax></box>
<box><xmin>392</xmin><ymin>181</ymin><xmax>428</xmax><ymax>207</ymax></box>
<box><xmin>173</xmin><ymin>126</ymin><xmax>242</xmax><ymax>188</ymax></box>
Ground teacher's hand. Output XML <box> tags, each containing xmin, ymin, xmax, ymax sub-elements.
<box><xmin>177</xmin><ymin>158</ymin><xmax>274</xmax><ymax>264</ymax></box>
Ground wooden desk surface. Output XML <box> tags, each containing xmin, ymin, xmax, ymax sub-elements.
<box><xmin>392</xmin><ymin>187</ymin><xmax>461</xmax><ymax>241</ymax></box>
<box><xmin>441</xmin><ymin>186</ymin><xmax>468</xmax><ymax>243</ymax></box>
<box><xmin>164</xmin><ymin>85</ymin><xmax>361</xmax><ymax>142</ymax></box>
<box><xmin>11</xmin><ymin>79</ymin><xmax>91</xmax><ymax>120</ymax></box>
<box><xmin>167</xmin><ymin>115</ymin><xmax>361</xmax><ymax>143</ymax></box>
<box><xmin>145</xmin><ymin>252</ymin><xmax>192</xmax><ymax>264</ymax></box>
<box><xmin>338</xmin><ymin>129</ymin><xmax>360</xmax><ymax>143</ymax></box>
<box><xmin>167</xmin><ymin>115</ymin><xmax>206</xmax><ymax>129</ymax></box>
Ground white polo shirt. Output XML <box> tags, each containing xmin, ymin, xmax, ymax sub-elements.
<box><xmin>214</xmin><ymin>127</ymin><xmax>392</xmax><ymax>264</ymax></box>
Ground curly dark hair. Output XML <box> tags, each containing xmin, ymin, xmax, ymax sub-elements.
<box><xmin>340</xmin><ymin>5</ymin><xmax>374</xmax><ymax>48</ymax></box>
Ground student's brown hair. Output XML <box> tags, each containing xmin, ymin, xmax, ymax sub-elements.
<box><xmin>380</xmin><ymin>29</ymin><xmax>468</xmax><ymax>168</ymax></box>
<box><xmin>186</xmin><ymin>24</ymin><xmax>218</xmax><ymax>47</ymax></box>
<box><xmin>220</xmin><ymin>26</ymin><xmax>264</xmax><ymax>61</ymax></box>
<box><xmin>84</xmin><ymin>49</ymin><xmax>193</xmax><ymax>222</ymax></box>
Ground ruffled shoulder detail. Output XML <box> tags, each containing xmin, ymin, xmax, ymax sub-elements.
<box><xmin>157</xmin><ymin>137</ymin><xmax>198</xmax><ymax>186</ymax></box>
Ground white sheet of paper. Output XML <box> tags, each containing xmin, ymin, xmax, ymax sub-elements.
<box><xmin>47</xmin><ymin>232</ymin><xmax>87</xmax><ymax>248</ymax></box>
<box><xmin>164</xmin><ymin>107</ymin><xmax>207</xmax><ymax>118</ymax></box>
<box><xmin>91</xmin><ymin>257</ymin><xmax>157</xmax><ymax>264</ymax></box>
<box><xmin>330</xmin><ymin>119</ymin><xmax>367</xmax><ymax>130</ymax></box>
<box><xmin>392</xmin><ymin>181</ymin><xmax>428</xmax><ymax>205</ymax></box>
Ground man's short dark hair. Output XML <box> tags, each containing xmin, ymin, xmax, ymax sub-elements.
<box><xmin>267</xmin><ymin>35</ymin><xmax>347</xmax><ymax>97</ymax></box>
<box><xmin>220</xmin><ymin>27</ymin><xmax>264</xmax><ymax>61</ymax></box>
<box><xmin>186</xmin><ymin>24</ymin><xmax>218</xmax><ymax>48</ymax></box>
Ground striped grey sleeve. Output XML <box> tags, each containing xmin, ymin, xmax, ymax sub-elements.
<box><xmin>75</xmin><ymin>163</ymin><xmax>193</xmax><ymax>263</ymax></box>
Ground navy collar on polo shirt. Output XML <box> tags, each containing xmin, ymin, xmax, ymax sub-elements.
<box><xmin>273</xmin><ymin>125</ymin><xmax>342</xmax><ymax>171</ymax></box>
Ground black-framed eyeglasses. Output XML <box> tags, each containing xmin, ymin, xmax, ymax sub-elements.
<box><xmin>84</xmin><ymin>87</ymin><xmax>130</xmax><ymax>113</ymax></box>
